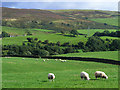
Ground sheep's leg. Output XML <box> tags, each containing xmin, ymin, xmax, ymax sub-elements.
<box><xmin>49</xmin><ymin>79</ymin><xmax>52</xmax><ymax>82</ymax></box>
<box><xmin>81</xmin><ymin>77</ymin><xmax>84</xmax><ymax>80</ymax></box>
<box><xmin>95</xmin><ymin>76</ymin><xmax>97</xmax><ymax>79</ymax></box>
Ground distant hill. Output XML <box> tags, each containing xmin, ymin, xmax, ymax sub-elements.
<box><xmin>2</xmin><ymin>7</ymin><xmax>118</xmax><ymax>32</ymax></box>
<box><xmin>2</xmin><ymin>7</ymin><xmax>67</xmax><ymax>20</ymax></box>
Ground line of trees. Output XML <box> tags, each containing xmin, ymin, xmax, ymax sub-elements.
<box><xmin>2</xmin><ymin>38</ymin><xmax>78</xmax><ymax>57</ymax></box>
<box><xmin>93</xmin><ymin>30</ymin><xmax>120</xmax><ymax>37</ymax></box>
<box><xmin>2</xmin><ymin>36</ymin><xmax>120</xmax><ymax>57</ymax></box>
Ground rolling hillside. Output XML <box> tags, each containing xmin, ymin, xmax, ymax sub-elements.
<box><xmin>2</xmin><ymin>7</ymin><xmax>118</xmax><ymax>31</ymax></box>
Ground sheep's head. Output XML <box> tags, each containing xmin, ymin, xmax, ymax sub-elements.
<box><xmin>102</xmin><ymin>75</ymin><xmax>108</xmax><ymax>79</ymax></box>
<box><xmin>85</xmin><ymin>76</ymin><xmax>90</xmax><ymax>80</ymax></box>
<box><xmin>105</xmin><ymin>75</ymin><xmax>108</xmax><ymax>79</ymax></box>
<box><xmin>87</xmin><ymin>77</ymin><xmax>90</xmax><ymax>80</ymax></box>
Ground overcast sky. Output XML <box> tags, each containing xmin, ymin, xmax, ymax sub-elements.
<box><xmin>2</xmin><ymin>0</ymin><xmax>119</xmax><ymax>11</ymax></box>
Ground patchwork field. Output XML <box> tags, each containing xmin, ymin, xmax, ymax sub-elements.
<box><xmin>2</xmin><ymin>57</ymin><xmax>118</xmax><ymax>88</ymax></box>
<box><xmin>2</xmin><ymin>26</ymin><xmax>118</xmax><ymax>46</ymax></box>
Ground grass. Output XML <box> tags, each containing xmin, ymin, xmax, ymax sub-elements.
<box><xmin>2</xmin><ymin>57</ymin><xmax>118</xmax><ymax>88</ymax></box>
<box><xmin>2</xmin><ymin>26</ymin><xmax>54</xmax><ymax>35</ymax></box>
<box><xmin>56</xmin><ymin>51</ymin><xmax>118</xmax><ymax>61</ymax></box>
<box><xmin>90</xmin><ymin>17</ymin><xmax>118</xmax><ymax>26</ymax></box>
<box><xmin>29</xmin><ymin>28</ymin><xmax>54</xmax><ymax>32</ymax></box>
<box><xmin>100</xmin><ymin>36</ymin><xmax>119</xmax><ymax>40</ymax></box>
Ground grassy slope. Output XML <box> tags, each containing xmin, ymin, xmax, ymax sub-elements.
<box><xmin>2</xmin><ymin>26</ymin><xmax>54</xmax><ymax>35</ymax></box>
<box><xmin>56</xmin><ymin>51</ymin><xmax>118</xmax><ymax>60</ymax></box>
<box><xmin>2</xmin><ymin>26</ymin><xmax>26</xmax><ymax>35</ymax></box>
<box><xmin>90</xmin><ymin>17</ymin><xmax>118</xmax><ymax>26</ymax></box>
<box><xmin>100</xmin><ymin>36</ymin><xmax>119</xmax><ymax>40</ymax></box>
<box><xmin>2</xmin><ymin>57</ymin><xmax>118</xmax><ymax>88</ymax></box>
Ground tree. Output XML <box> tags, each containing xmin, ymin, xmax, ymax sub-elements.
<box><xmin>27</xmin><ymin>38</ymin><xmax>33</xmax><ymax>42</ymax></box>
<box><xmin>78</xmin><ymin>42</ymin><xmax>84</xmax><ymax>49</ymax></box>
<box><xmin>61</xmin><ymin>30</ymin><xmax>65</xmax><ymax>35</ymax></box>
<box><xmin>56</xmin><ymin>41</ymin><xmax>61</xmax><ymax>46</ymax></box>
<box><xmin>25</xmin><ymin>30</ymin><xmax>32</xmax><ymax>36</ymax></box>
<box><xmin>70</xmin><ymin>30</ymin><xmax>79</xmax><ymax>37</ymax></box>
<box><xmin>34</xmin><ymin>38</ymin><xmax>38</xmax><ymax>41</ymax></box>
<box><xmin>110</xmin><ymin>39</ymin><xmax>120</xmax><ymax>51</ymax></box>
<box><xmin>85</xmin><ymin>36</ymin><xmax>106</xmax><ymax>51</ymax></box>
<box><xmin>2</xmin><ymin>31</ymin><xmax>10</xmax><ymax>38</ymax></box>
<box><xmin>64</xmin><ymin>47</ymin><xmax>74</xmax><ymax>53</ymax></box>
<box><xmin>43</xmin><ymin>40</ymin><xmax>49</xmax><ymax>44</ymax></box>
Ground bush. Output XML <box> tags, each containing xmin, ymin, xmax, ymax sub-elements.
<box><xmin>85</xmin><ymin>36</ymin><xmax>107</xmax><ymax>51</ymax></box>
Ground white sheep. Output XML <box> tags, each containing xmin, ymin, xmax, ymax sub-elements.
<box><xmin>80</xmin><ymin>71</ymin><xmax>90</xmax><ymax>80</ymax></box>
<box><xmin>61</xmin><ymin>60</ymin><xmax>66</xmax><ymax>62</ymax></box>
<box><xmin>95</xmin><ymin>71</ymin><xmax>108</xmax><ymax>79</ymax></box>
<box><xmin>61</xmin><ymin>60</ymin><xmax>65</xmax><ymax>62</ymax></box>
<box><xmin>48</xmin><ymin>73</ymin><xmax>55</xmax><ymax>81</ymax></box>
<box><xmin>22</xmin><ymin>58</ymin><xmax>25</xmax><ymax>60</ymax></box>
<box><xmin>47</xmin><ymin>59</ymin><xmax>49</xmax><ymax>61</ymax></box>
<box><xmin>59</xmin><ymin>59</ymin><xmax>62</xmax><ymax>61</ymax></box>
<box><xmin>43</xmin><ymin>59</ymin><xmax>45</xmax><ymax>62</ymax></box>
<box><xmin>55</xmin><ymin>59</ymin><xmax>57</xmax><ymax>61</ymax></box>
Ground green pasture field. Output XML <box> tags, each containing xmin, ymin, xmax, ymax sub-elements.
<box><xmin>2</xmin><ymin>26</ymin><xmax>27</xmax><ymax>35</ymax></box>
<box><xmin>2</xmin><ymin>26</ymin><xmax>118</xmax><ymax>46</ymax></box>
<box><xmin>2</xmin><ymin>26</ymin><xmax>54</xmax><ymax>35</ymax></box>
<box><xmin>2</xmin><ymin>33</ymin><xmax>87</xmax><ymax>45</ymax></box>
<box><xmin>90</xmin><ymin>17</ymin><xmax>118</xmax><ymax>26</ymax></box>
<box><xmin>56</xmin><ymin>51</ymin><xmax>118</xmax><ymax>61</ymax></box>
<box><xmin>30</xmin><ymin>29</ymin><xmax>54</xmax><ymax>32</ymax></box>
<box><xmin>2</xmin><ymin>57</ymin><xmax>118</xmax><ymax>88</ymax></box>
<box><xmin>77</xmin><ymin>29</ymin><xmax>118</xmax><ymax>37</ymax></box>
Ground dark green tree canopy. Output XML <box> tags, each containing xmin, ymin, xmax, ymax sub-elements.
<box><xmin>70</xmin><ymin>30</ymin><xmax>79</xmax><ymax>37</ymax></box>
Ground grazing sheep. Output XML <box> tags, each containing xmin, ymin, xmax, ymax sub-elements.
<box><xmin>61</xmin><ymin>60</ymin><xmax>64</xmax><ymax>62</ymax></box>
<box><xmin>55</xmin><ymin>59</ymin><xmax>57</xmax><ymax>61</ymax></box>
<box><xmin>95</xmin><ymin>71</ymin><xmax>108</xmax><ymax>79</ymax></box>
<box><xmin>47</xmin><ymin>59</ymin><xmax>49</xmax><ymax>61</ymax></box>
<box><xmin>61</xmin><ymin>60</ymin><xmax>66</xmax><ymax>62</ymax></box>
<box><xmin>43</xmin><ymin>59</ymin><xmax>45</xmax><ymax>62</ymax></box>
<box><xmin>59</xmin><ymin>59</ymin><xmax>62</xmax><ymax>61</ymax></box>
<box><xmin>22</xmin><ymin>58</ymin><xmax>25</xmax><ymax>60</ymax></box>
<box><xmin>48</xmin><ymin>73</ymin><xmax>55</xmax><ymax>81</ymax></box>
<box><xmin>80</xmin><ymin>71</ymin><xmax>90</xmax><ymax>80</ymax></box>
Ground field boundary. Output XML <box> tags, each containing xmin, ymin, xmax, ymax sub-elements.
<box><xmin>42</xmin><ymin>56</ymin><xmax>120</xmax><ymax>65</ymax></box>
<box><xmin>2</xmin><ymin>55</ymin><xmax>120</xmax><ymax>65</ymax></box>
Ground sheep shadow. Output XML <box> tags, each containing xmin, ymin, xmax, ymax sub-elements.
<box><xmin>64</xmin><ymin>35</ymin><xmax>75</xmax><ymax>37</ymax></box>
<box><xmin>41</xmin><ymin>80</ymin><xmax>47</xmax><ymax>82</ymax></box>
<box><xmin>90</xmin><ymin>79</ymin><xmax>99</xmax><ymax>81</ymax></box>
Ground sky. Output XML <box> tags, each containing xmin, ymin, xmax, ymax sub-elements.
<box><xmin>1</xmin><ymin>0</ymin><xmax>120</xmax><ymax>11</ymax></box>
